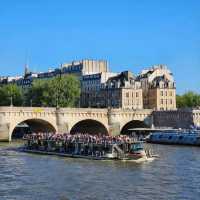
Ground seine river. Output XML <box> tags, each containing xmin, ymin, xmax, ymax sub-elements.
<box><xmin>0</xmin><ymin>141</ymin><xmax>200</xmax><ymax>200</ymax></box>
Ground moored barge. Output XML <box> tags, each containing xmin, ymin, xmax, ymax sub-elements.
<box><xmin>146</xmin><ymin>131</ymin><xmax>200</xmax><ymax>146</ymax></box>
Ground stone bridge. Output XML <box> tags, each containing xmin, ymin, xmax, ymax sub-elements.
<box><xmin>0</xmin><ymin>107</ymin><xmax>153</xmax><ymax>141</ymax></box>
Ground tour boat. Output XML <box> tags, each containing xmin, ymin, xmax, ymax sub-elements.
<box><xmin>22</xmin><ymin>140</ymin><xmax>154</xmax><ymax>162</ymax></box>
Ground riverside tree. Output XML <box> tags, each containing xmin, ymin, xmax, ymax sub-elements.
<box><xmin>0</xmin><ymin>84</ymin><xmax>23</xmax><ymax>106</ymax></box>
<box><xmin>25</xmin><ymin>74</ymin><xmax>81</xmax><ymax>107</ymax></box>
<box><xmin>176</xmin><ymin>91</ymin><xmax>200</xmax><ymax>108</ymax></box>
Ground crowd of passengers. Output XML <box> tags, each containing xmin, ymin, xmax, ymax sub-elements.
<box><xmin>23</xmin><ymin>133</ymin><xmax>137</xmax><ymax>156</ymax></box>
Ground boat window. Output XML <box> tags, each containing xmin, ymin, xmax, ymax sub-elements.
<box><xmin>179</xmin><ymin>136</ymin><xmax>183</xmax><ymax>140</ymax></box>
<box><xmin>130</xmin><ymin>143</ymin><xmax>143</xmax><ymax>151</ymax></box>
<box><xmin>168</xmin><ymin>136</ymin><xmax>172</xmax><ymax>139</ymax></box>
<box><xmin>108</xmin><ymin>145</ymin><xmax>113</xmax><ymax>153</ymax></box>
<box><xmin>159</xmin><ymin>135</ymin><xmax>162</xmax><ymax>139</ymax></box>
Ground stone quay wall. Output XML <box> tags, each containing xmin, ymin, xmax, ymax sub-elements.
<box><xmin>153</xmin><ymin>109</ymin><xmax>200</xmax><ymax>129</ymax></box>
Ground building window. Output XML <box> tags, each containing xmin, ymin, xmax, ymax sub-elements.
<box><xmin>160</xmin><ymin>91</ymin><xmax>163</xmax><ymax>96</ymax></box>
<box><xmin>160</xmin><ymin>99</ymin><xmax>163</xmax><ymax>104</ymax></box>
<box><xmin>136</xmin><ymin>92</ymin><xmax>139</xmax><ymax>97</ymax></box>
<box><xmin>126</xmin><ymin>93</ymin><xmax>129</xmax><ymax>98</ymax></box>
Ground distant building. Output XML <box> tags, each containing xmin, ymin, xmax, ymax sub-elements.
<box><xmin>0</xmin><ymin>60</ymin><xmax>177</xmax><ymax>110</ymax></box>
<box><xmin>61</xmin><ymin>59</ymin><xmax>109</xmax><ymax>77</ymax></box>
<box><xmin>1</xmin><ymin>59</ymin><xmax>109</xmax><ymax>88</ymax></box>
<box><xmin>37</xmin><ymin>68</ymin><xmax>61</xmax><ymax>80</ymax></box>
<box><xmin>80</xmin><ymin>72</ymin><xmax>117</xmax><ymax>107</ymax></box>
<box><xmin>137</xmin><ymin>65</ymin><xmax>176</xmax><ymax>110</ymax></box>
<box><xmin>81</xmin><ymin>71</ymin><xmax>143</xmax><ymax>109</ymax></box>
<box><xmin>0</xmin><ymin>75</ymin><xmax>23</xmax><ymax>85</ymax></box>
<box><xmin>100</xmin><ymin>71</ymin><xmax>143</xmax><ymax>109</ymax></box>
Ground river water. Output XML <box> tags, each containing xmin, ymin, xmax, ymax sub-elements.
<box><xmin>0</xmin><ymin>141</ymin><xmax>200</xmax><ymax>200</ymax></box>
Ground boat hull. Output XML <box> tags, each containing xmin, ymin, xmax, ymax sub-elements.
<box><xmin>146</xmin><ymin>132</ymin><xmax>200</xmax><ymax>146</ymax></box>
<box><xmin>20</xmin><ymin>148</ymin><xmax>149</xmax><ymax>162</ymax></box>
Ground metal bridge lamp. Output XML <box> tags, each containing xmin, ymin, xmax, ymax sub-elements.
<box><xmin>10</xmin><ymin>96</ymin><xmax>13</xmax><ymax>107</ymax></box>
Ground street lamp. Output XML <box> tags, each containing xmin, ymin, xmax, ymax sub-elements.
<box><xmin>56</xmin><ymin>67</ymin><xmax>62</xmax><ymax>108</ymax></box>
<box><xmin>88</xmin><ymin>99</ymin><xmax>91</xmax><ymax>108</ymax></box>
<box><xmin>56</xmin><ymin>96</ymin><xmax>59</xmax><ymax>108</ymax></box>
<box><xmin>9</xmin><ymin>84</ymin><xmax>14</xmax><ymax>107</ymax></box>
<box><xmin>10</xmin><ymin>96</ymin><xmax>13</xmax><ymax>107</ymax></box>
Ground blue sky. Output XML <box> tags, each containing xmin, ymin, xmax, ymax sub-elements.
<box><xmin>0</xmin><ymin>0</ymin><xmax>199</xmax><ymax>94</ymax></box>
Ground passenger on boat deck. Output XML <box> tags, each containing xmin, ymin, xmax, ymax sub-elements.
<box><xmin>23</xmin><ymin>132</ymin><xmax>135</xmax><ymax>144</ymax></box>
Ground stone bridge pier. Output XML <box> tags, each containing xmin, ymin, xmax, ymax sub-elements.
<box><xmin>107</xmin><ymin>108</ymin><xmax>153</xmax><ymax>135</ymax></box>
<box><xmin>0</xmin><ymin>107</ymin><xmax>153</xmax><ymax>142</ymax></box>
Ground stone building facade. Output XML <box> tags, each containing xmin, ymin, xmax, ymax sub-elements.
<box><xmin>100</xmin><ymin>71</ymin><xmax>143</xmax><ymax>109</ymax></box>
<box><xmin>80</xmin><ymin>65</ymin><xmax>177</xmax><ymax>110</ymax></box>
<box><xmin>81</xmin><ymin>71</ymin><xmax>143</xmax><ymax>109</ymax></box>
<box><xmin>62</xmin><ymin>59</ymin><xmax>109</xmax><ymax>77</ymax></box>
<box><xmin>80</xmin><ymin>72</ymin><xmax>117</xmax><ymax>107</ymax></box>
<box><xmin>0</xmin><ymin>59</ymin><xmax>109</xmax><ymax>87</ymax></box>
<box><xmin>137</xmin><ymin>65</ymin><xmax>176</xmax><ymax>110</ymax></box>
<box><xmin>0</xmin><ymin>60</ymin><xmax>177</xmax><ymax>111</ymax></box>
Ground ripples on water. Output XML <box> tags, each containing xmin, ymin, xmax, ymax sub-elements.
<box><xmin>0</xmin><ymin>141</ymin><xmax>200</xmax><ymax>200</ymax></box>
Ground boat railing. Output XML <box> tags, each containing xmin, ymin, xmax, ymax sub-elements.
<box><xmin>145</xmin><ymin>148</ymin><xmax>152</xmax><ymax>158</ymax></box>
<box><xmin>112</xmin><ymin>144</ymin><xmax>126</xmax><ymax>159</ymax></box>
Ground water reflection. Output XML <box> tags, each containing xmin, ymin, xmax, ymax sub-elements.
<box><xmin>0</xmin><ymin>141</ymin><xmax>200</xmax><ymax>200</ymax></box>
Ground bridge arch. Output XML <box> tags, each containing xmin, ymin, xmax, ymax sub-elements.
<box><xmin>10</xmin><ymin>118</ymin><xmax>57</xmax><ymax>140</ymax></box>
<box><xmin>70</xmin><ymin>119</ymin><xmax>109</xmax><ymax>136</ymax></box>
<box><xmin>120</xmin><ymin>120</ymin><xmax>149</xmax><ymax>135</ymax></box>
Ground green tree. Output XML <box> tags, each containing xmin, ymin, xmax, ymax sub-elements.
<box><xmin>24</xmin><ymin>79</ymin><xmax>52</xmax><ymax>107</ymax></box>
<box><xmin>176</xmin><ymin>91</ymin><xmax>200</xmax><ymax>108</ymax></box>
<box><xmin>25</xmin><ymin>75</ymin><xmax>80</xmax><ymax>107</ymax></box>
<box><xmin>52</xmin><ymin>75</ymin><xmax>81</xmax><ymax>107</ymax></box>
<box><xmin>0</xmin><ymin>84</ymin><xmax>23</xmax><ymax>106</ymax></box>
<box><xmin>176</xmin><ymin>94</ymin><xmax>185</xmax><ymax>108</ymax></box>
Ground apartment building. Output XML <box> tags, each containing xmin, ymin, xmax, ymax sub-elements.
<box><xmin>81</xmin><ymin>71</ymin><xmax>143</xmax><ymax>109</ymax></box>
<box><xmin>61</xmin><ymin>59</ymin><xmax>109</xmax><ymax>77</ymax></box>
<box><xmin>0</xmin><ymin>60</ymin><xmax>177</xmax><ymax>111</ymax></box>
<box><xmin>100</xmin><ymin>71</ymin><xmax>143</xmax><ymax>109</ymax></box>
<box><xmin>137</xmin><ymin>65</ymin><xmax>176</xmax><ymax>110</ymax></box>
<box><xmin>80</xmin><ymin>72</ymin><xmax>117</xmax><ymax>107</ymax></box>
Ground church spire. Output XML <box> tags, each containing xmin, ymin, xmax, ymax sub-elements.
<box><xmin>24</xmin><ymin>63</ymin><xmax>30</xmax><ymax>77</ymax></box>
<box><xmin>24</xmin><ymin>53</ymin><xmax>31</xmax><ymax>78</ymax></box>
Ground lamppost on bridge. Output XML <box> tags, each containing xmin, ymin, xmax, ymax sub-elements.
<box><xmin>56</xmin><ymin>96</ymin><xmax>59</xmax><ymax>108</ymax></box>
<box><xmin>56</xmin><ymin>65</ymin><xmax>62</xmax><ymax>109</ymax></box>
<box><xmin>10</xmin><ymin>96</ymin><xmax>13</xmax><ymax>107</ymax></box>
<box><xmin>9</xmin><ymin>84</ymin><xmax>13</xmax><ymax>107</ymax></box>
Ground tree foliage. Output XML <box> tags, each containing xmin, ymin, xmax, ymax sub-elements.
<box><xmin>24</xmin><ymin>79</ymin><xmax>52</xmax><ymax>107</ymax></box>
<box><xmin>176</xmin><ymin>91</ymin><xmax>200</xmax><ymax>108</ymax></box>
<box><xmin>0</xmin><ymin>84</ymin><xmax>23</xmax><ymax>106</ymax></box>
<box><xmin>24</xmin><ymin>75</ymin><xmax>80</xmax><ymax>107</ymax></box>
<box><xmin>0</xmin><ymin>75</ymin><xmax>80</xmax><ymax>107</ymax></box>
